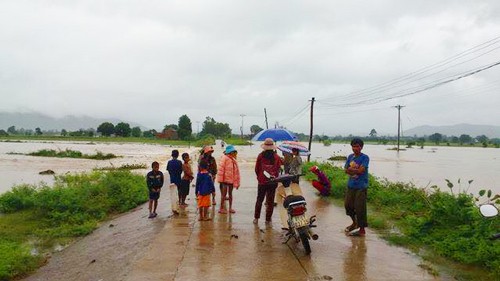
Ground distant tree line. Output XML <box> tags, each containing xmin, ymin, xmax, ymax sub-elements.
<box><xmin>3</xmin><ymin>122</ymin><xmax>498</xmax><ymax>148</ymax></box>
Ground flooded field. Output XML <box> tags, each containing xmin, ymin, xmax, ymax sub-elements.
<box><xmin>1</xmin><ymin>140</ymin><xmax>499</xmax><ymax>195</ymax></box>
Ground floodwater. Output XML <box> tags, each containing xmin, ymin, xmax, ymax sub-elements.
<box><xmin>1</xmin><ymin>140</ymin><xmax>499</xmax><ymax>195</ymax></box>
<box><xmin>236</xmin><ymin>142</ymin><xmax>500</xmax><ymax>195</ymax></box>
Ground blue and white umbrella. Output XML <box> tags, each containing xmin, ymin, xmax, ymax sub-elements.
<box><xmin>252</xmin><ymin>128</ymin><xmax>298</xmax><ymax>142</ymax></box>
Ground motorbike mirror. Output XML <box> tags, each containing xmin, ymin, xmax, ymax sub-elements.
<box><xmin>263</xmin><ymin>171</ymin><xmax>271</xmax><ymax>179</ymax></box>
<box><xmin>480</xmin><ymin>204</ymin><xmax>499</xmax><ymax>218</ymax></box>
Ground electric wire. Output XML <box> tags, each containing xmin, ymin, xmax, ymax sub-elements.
<box><xmin>319</xmin><ymin>59</ymin><xmax>500</xmax><ymax>107</ymax></box>
<box><xmin>322</xmin><ymin>35</ymin><xmax>500</xmax><ymax>103</ymax></box>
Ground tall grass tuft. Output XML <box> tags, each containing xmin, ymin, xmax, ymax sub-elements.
<box><xmin>24</xmin><ymin>149</ymin><xmax>117</xmax><ymax>160</ymax></box>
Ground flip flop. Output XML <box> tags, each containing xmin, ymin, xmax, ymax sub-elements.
<box><xmin>348</xmin><ymin>230</ymin><xmax>365</xmax><ymax>237</ymax></box>
<box><xmin>344</xmin><ymin>224</ymin><xmax>358</xmax><ymax>233</ymax></box>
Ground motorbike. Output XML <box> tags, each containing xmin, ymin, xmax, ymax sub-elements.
<box><xmin>268</xmin><ymin>173</ymin><xmax>318</xmax><ymax>254</ymax></box>
<box><xmin>479</xmin><ymin>203</ymin><xmax>500</xmax><ymax>240</ymax></box>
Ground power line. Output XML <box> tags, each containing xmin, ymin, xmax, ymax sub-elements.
<box><xmin>323</xmin><ymin>59</ymin><xmax>500</xmax><ymax>107</ymax></box>
<box><xmin>322</xmin><ymin>35</ymin><xmax>500</xmax><ymax>103</ymax></box>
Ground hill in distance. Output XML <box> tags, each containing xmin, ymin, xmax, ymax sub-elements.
<box><xmin>0</xmin><ymin>112</ymin><xmax>147</xmax><ymax>132</ymax></box>
<box><xmin>404</xmin><ymin>123</ymin><xmax>500</xmax><ymax>138</ymax></box>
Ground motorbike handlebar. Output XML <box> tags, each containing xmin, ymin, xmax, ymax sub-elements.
<box><xmin>267</xmin><ymin>174</ymin><xmax>302</xmax><ymax>184</ymax></box>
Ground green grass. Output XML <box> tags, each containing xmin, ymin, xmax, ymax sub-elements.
<box><xmin>10</xmin><ymin>149</ymin><xmax>118</xmax><ymax>160</ymax></box>
<box><xmin>0</xmin><ymin>170</ymin><xmax>147</xmax><ymax>280</ymax></box>
<box><xmin>0</xmin><ymin>135</ymin><xmax>194</xmax><ymax>146</ymax></box>
<box><xmin>95</xmin><ymin>163</ymin><xmax>147</xmax><ymax>171</ymax></box>
<box><xmin>223</xmin><ymin>138</ymin><xmax>252</xmax><ymax>146</ymax></box>
<box><xmin>303</xmin><ymin>161</ymin><xmax>500</xmax><ymax>280</ymax></box>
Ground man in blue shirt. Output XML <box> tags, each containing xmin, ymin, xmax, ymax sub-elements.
<box><xmin>344</xmin><ymin>138</ymin><xmax>370</xmax><ymax>236</ymax></box>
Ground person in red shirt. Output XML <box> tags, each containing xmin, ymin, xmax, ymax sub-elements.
<box><xmin>253</xmin><ymin>138</ymin><xmax>283</xmax><ymax>224</ymax></box>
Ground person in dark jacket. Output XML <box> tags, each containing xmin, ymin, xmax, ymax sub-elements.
<box><xmin>167</xmin><ymin>150</ymin><xmax>183</xmax><ymax>205</ymax></box>
<box><xmin>199</xmin><ymin>146</ymin><xmax>217</xmax><ymax>204</ymax></box>
<box><xmin>253</xmin><ymin>138</ymin><xmax>283</xmax><ymax>224</ymax></box>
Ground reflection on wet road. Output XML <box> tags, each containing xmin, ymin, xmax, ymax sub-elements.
<box><xmin>125</xmin><ymin>162</ymin><xmax>438</xmax><ymax>281</ymax></box>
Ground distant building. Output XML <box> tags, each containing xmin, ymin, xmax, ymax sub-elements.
<box><xmin>156</xmin><ymin>128</ymin><xmax>178</xmax><ymax>140</ymax></box>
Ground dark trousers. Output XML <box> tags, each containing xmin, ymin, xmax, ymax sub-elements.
<box><xmin>344</xmin><ymin>188</ymin><xmax>368</xmax><ymax>227</ymax></box>
<box><xmin>254</xmin><ymin>183</ymin><xmax>278</xmax><ymax>221</ymax></box>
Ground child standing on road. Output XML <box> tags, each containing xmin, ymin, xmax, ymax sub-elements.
<box><xmin>216</xmin><ymin>145</ymin><xmax>240</xmax><ymax>214</ymax></box>
<box><xmin>180</xmin><ymin>152</ymin><xmax>194</xmax><ymax>206</ymax></box>
<box><xmin>344</xmin><ymin>138</ymin><xmax>370</xmax><ymax>237</ymax></box>
<box><xmin>146</xmin><ymin>161</ymin><xmax>164</xmax><ymax>218</ymax></box>
<box><xmin>167</xmin><ymin>150</ymin><xmax>183</xmax><ymax>205</ymax></box>
<box><xmin>199</xmin><ymin>146</ymin><xmax>217</xmax><ymax>205</ymax></box>
<box><xmin>196</xmin><ymin>161</ymin><xmax>215</xmax><ymax>221</ymax></box>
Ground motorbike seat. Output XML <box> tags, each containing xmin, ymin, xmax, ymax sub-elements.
<box><xmin>283</xmin><ymin>195</ymin><xmax>306</xmax><ymax>208</ymax></box>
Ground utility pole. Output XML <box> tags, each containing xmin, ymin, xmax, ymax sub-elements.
<box><xmin>307</xmin><ymin>97</ymin><xmax>315</xmax><ymax>162</ymax></box>
<box><xmin>393</xmin><ymin>105</ymin><xmax>405</xmax><ymax>151</ymax></box>
<box><xmin>196</xmin><ymin>121</ymin><xmax>200</xmax><ymax>136</ymax></box>
<box><xmin>240</xmin><ymin>114</ymin><xmax>246</xmax><ymax>139</ymax></box>
<box><xmin>264</xmin><ymin>108</ymin><xmax>269</xmax><ymax>129</ymax></box>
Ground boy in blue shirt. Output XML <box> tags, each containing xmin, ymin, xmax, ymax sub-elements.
<box><xmin>344</xmin><ymin>138</ymin><xmax>370</xmax><ymax>236</ymax></box>
<box><xmin>196</xmin><ymin>160</ymin><xmax>215</xmax><ymax>221</ymax></box>
<box><xmin>167</xmin><ymin>150</ymin><xmax>183</xmax><ymax>206</ymax></box>
<box><xmin>146</xmin><ymin>161</ymin><xmax>164</xmax><ymax>218</ymax></box>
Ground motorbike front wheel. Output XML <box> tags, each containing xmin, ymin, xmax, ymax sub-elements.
<box><xmin>299</xmin><ymin>229</ymin><xmax>311</xmax><ymax>254</ymax></box>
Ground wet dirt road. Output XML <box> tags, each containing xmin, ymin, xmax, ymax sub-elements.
<box><xmin>23</xmin><ymin>152</ymin><xmax>443</xmax><ymax>281</ymax></box>
<box><xmin>124</xmin><ymin>160</ymin><xmax>439</xmax><ymax>281</ymax></box>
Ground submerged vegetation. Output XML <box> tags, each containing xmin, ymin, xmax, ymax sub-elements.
<box><xmin>0</xmin><ymin>171</ymin><xmax>147</xmax><ymax>280</ymax></box>
<box><xmin>10</xmin><ymin>149</ymin><xmax>118</xmax><ymax>160</ymax></box>
<box><xmin>95</xmin><ymin>163</ymin><xmax>147</xmax><ymax>171</ymax></box>
<box><xmin>303</xmin><ymin>162</ymin><xmax>500</xmax><ymax>280</ymax></box>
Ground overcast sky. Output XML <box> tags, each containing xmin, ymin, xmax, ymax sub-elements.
<box><xmin>1</xmin><ymin>0</ymin><xmax>500</xmax><ymax>136</ymax></box>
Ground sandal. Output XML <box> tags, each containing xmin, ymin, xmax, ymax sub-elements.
<box><xmin>218</xmin><ymin>209</ymin><xmax>227</xmax><ymax>214</ymax></box>
<box><xmin>229</xmin><ymin>209</ymin><xmax>236</xmax><ymax>213</ymax></box>
<box><xmin>344</xmin><ymin>224</ymin><xmax>358</xmax><ymax>233</ymax></box>
<box><xmin>253</xmin><ymin>218</ymin><xmax>258</xmax><ymax>224</ymax></box>
<box><xmin>348</xmin><ymin>230</ymin><xmax>365</xmax><ymax>237</ymax></box>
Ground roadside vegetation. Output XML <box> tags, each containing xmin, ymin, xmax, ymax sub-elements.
<box><xmin>303</xmin><ymin>161</ymin><xmax>500</xmax><ymax>280</ymax></box>
<box><xmin>94</xmin><ymin>163</ymin><xmax>147</xmax><ymax>171</ymax></box>
<box><xmin>0</xmin><ymin>170</ymin><xmax>147</xmax><ymax>280</ymax></box>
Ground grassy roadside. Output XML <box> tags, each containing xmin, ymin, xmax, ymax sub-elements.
<box><xmin>303</xmin><ymin>161</ymin><xmax>500</xmax><ymax>280</ymax></box>
<box><xmin>0</xmin><ymin>170</ymin><xmax>147</xmax><ymax>280</ymax></box>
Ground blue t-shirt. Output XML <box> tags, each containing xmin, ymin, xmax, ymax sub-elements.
<box><xmin>195</xmin><ymin>172</ymin><xmax>215</xmax><ymax>196</ymax></box>
<box><xmin>344</xmin><ymin>153</ymin><xmax>369</xmax><ymax>189</ymax></box>
<box><xmin>167</xmin><ymin>158</ymin><xmax>183</xmax><ymax>186</ymax></box>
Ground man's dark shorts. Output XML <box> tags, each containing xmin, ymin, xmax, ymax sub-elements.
<box><xmin>149</xmin><ymin>190</ymin><xmax>160</xmax><ymax>200</ymax></box>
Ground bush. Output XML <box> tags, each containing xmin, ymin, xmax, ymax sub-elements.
<box><xmin>0</xmin><ymin>185</ymin><xmax>38</xmax><ymax>213</ymax></box>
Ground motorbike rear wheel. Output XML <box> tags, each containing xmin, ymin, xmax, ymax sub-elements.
<box><xmin>299</xmin><ymin>230</ymin><xmax>311</xmax><ymax>254</ymax></box>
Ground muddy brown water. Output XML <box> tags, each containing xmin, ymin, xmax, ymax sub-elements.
<box><xmin>1</xmin><ymin>141</ymin><xmax>499</xmax><ymax>195</ymax></box>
